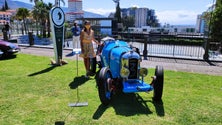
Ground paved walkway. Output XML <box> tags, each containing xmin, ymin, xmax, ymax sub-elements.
<box><xmin>19</xmin><ymin>45</ymin><xmax>222</xmax><ymax>76</ymax></box>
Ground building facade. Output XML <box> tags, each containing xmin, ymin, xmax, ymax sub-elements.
<box><xmin>135</xmin><ymin>8</ymin><xmax>147</xmax><ymax>27</ymax></box>
<box><xmin>196</xmin><ymin>13</ymin><xmax>206</xmax><ymax>34</ymax></box>
<box><xmin>66</xmin><ymin>0</ymin><xmax>84</xmax><ymax>22</ymax></box>
<box><xmin>0</xmin><ymin>10</ymin><xmax>13</xmax><ymax>25</ymax></box>
<box><xmin>121</xmin><ymin>7</ymin><xmax>159</xmax><ymax>28</ymax></box>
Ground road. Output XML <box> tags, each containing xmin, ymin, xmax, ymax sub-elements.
<box><xmin>19</xmin><ymin>45</ymin><xmax>222</xmax><ymax>76</ymax></box>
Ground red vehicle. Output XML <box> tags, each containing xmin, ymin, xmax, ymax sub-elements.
<box><xmin>0</xmin><ymin>40</ymin><xmax>20</xmax><ymax>57</ymax></box>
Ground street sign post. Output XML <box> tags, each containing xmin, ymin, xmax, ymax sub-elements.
<box><xmin>49</xmin><ymin>6</ymin><xmax>66</xmax><ymax>65</ymax></box>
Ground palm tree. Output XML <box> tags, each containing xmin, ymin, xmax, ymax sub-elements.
<box><xmin>32</xmin><ymin>1</ymin><xmax>48</xmax><ymax>37</ymax></box>
<box><xmin>31</xmin><ymin>6</ymin><xmax>40</xmax><ymax>36</ymax></box>
<box><xmin>5</xmin><ymin>0</ymin><xmax>9</xmax><ymax>10</ymax></box>
<box><xmin>30</xmin><ymin>0</ymin><xmax>65</xmax><ymax>6</ymax></box>
<box><xmin>31</xmin><ymin>1</ymin><xmax>64</xmax><ymax>38</ymax></box>
<box><xmin>16</xmin><ymin>8</ymin><xmax>29</xmax><ymax>34</ymax></box>
<box><xmin>113</xmin><ymin>0</ymin><xmax>120</xmax><ymax>4</ymax></box>
<box><xmin>54</xmin><ymin>0</ymin><xmax>65</xmax><ymax>6</ymax></box>
<box><xmin>46</xmin><ymin>2</ymin><xmax>53</xmax><ymax>37</ymax></box>
<box><xmin>29</xmin><ymin>0</ymin><xmax>40</xmax><ymax>5</ymax></box>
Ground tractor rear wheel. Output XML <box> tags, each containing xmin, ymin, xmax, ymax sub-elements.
<box><xmin>98</xmin><ymin>67</ymin><xmax>112</xmax><ymax>106</ymax></box>
<box><xmin>153</xmin><ymin>65</ymin><xmax>164</xmax><ymax>102</ymax></box>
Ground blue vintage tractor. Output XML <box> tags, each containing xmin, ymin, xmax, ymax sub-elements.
<box><xmin>95</xmin><ymin>37</ymin><xmax>164</xmax><ymax>106</ymax></box>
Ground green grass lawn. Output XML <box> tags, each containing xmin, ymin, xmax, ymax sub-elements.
<box><xmin>0</xmin><ymin>54</ymin><xmax>222</xmax><ymax>125</ymax></box>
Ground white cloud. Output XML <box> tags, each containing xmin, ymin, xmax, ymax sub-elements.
<box><xmin>156</xmin><ymin>10</ymin><xmax>199</xmax><ymax>25</ymax></box>
<box><xmin>206</xmin><ymin>3</ymin><xmax>213</xmax><ymax>8</ymax></box>
<box><xmin>84</xmin><ymin>8</ymin><xmax>115</xmax><ymax>16</ymax></box>
<box><xmin>130</xmin><ymin>4</ymin><xmax>139</xmax><ymax>8</ymax></box>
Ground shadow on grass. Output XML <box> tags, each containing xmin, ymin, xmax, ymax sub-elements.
<box><xmin>69</xmin><ymin>75</ymin><xmax>89</xmax><ymax>89</ymax></box>
<box><xmin>65</xmin><ymin>52</ymin><xmax>75</xmax><ymax>57</ymax></box>
<box><xmin>152</xmin><ymin>99</ymin><xmax>165</xmax><ymax>117</ymax></box>
<box><xmin>111</xmin><ymin>93</ymin><xmax>152</xmax><ymax>116</ymax></box>
<box><xmin>28</xmin><ymin>65</ymin><xmax>56</xmax><ymax>76</ymax></box>
<box><xmin>0</xmin><ymin>55</ymin><xmax>17</xmax><ymax>60</ymax></box>
<box><xmin>93</xmin><ymin>93</ymin><xmax>164</xmax><ymax>119</ymax></box>
<box><xmin>92</xmin><ymin>104</ymin><xmax>109</xmax><ymax>119</ymax></box>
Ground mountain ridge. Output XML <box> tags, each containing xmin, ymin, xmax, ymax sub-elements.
<box><xmin>0</xmin><ymin>0</ymin><xmax>105</xmax><ymax>18</ymax></box>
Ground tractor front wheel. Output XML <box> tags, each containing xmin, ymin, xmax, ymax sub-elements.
<box><xmin>98</xmin><ymin>67</ymin><xmax>113</xmax><ymax>106</ymax></box>
<box><xmin>153</xmin><ymin>65</ymin><xmax>164</xmax><ymax>102</ymax></box>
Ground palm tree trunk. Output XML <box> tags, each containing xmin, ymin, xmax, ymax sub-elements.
<box><xmin>42</xmin><ymin>20</ymin><xmax>46</xmax><ymax>38</ymax></box>
<box><xmin>36</xmin><ymin>21</ymin><xmax>39</xmax><ymax>36</ymax></box>
<box><xmin>23</xmin><ymin>18</ymin><xmax>27</xmax><ymax>34</ymax></box>
<box><xmin>47</xmin><ymin>18</ymin><xmax>50</xmax><ymax>38</ymax></box>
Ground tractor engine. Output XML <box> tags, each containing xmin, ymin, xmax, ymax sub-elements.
<box><xmin>100</xmin><ymin>40</ymin><xmax>141</xmax><ymax>79</ymax></box>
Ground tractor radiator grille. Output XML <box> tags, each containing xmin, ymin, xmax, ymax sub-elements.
<box><xmin>128</xmin><ymin>58</ymin><xmax>138</xmax><ymax>79</ymax></box>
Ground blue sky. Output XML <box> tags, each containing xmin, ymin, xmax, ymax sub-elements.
<box><xmin>17</xmin><ymin>0</ymin><xmax>214</xmax><ymax>25</ymax></box>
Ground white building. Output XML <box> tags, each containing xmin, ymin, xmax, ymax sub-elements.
<box><xmin>66</xmin><ymin>0</ymin><xmax>84</xmax><ymax>22</ymax></box>
<box><xmin>0</xmin><ymin>10</ymin><xmax>16</xmax><ymax>25</ymax></box>
<box><xmin>135</xmin><ymin>8</ymin><xmax>148</xmax><ymax>27</ymax></box>
<box><xmin>196</xmin><ymin>13</ymin><xmax>207</xmax><ymax>34</ymax></box>
<box><xmin>128</xmin><ymin>25</ymin><xmax>196</xmax><ymax>34</ymax></box>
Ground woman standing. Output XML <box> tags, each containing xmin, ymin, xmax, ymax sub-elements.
<box><xmin>80</xmin><ymin>20</ymin><xmax>100</xmax><ymax>78</ymax></box>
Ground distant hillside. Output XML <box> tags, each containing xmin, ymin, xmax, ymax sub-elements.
<box><xmin>62</xmin><ymin>8</ymin><xmax>105</xmax><ymax>18</ymax></box>
<box><xmin>0</xmin><ymin>0</ymin><xmax>33</xmax><ymax>10</ymax></box>
<box><xmin>0</xmin><ymin>0</ymin><xmax>105</xmax><ymax>18</ymax></box>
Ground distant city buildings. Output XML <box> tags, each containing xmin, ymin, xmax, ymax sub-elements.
<box><xmin>0</xmin><ymin>0</ymin><xmax>211</xmax><ymax>36</ymax></box>
<box><xmin>135</xmin><ymin>8</ymin><xmax>148</xmax><ymax>27</ymax></box>
<box><xmin>0</xmin><ymin>10</ymin><xmax>16</xmax><ymax>25</ymax></box>
<box><xmin>195</xmin><ymin>3</ymin><xmax>216</xmax><ymax>34</ymax></box>
<box><xmin>120</xmin><ymin>7</ymin><xmax>159</xmax><ymax>28</ymax></box>
<box><xmin>196</xmin><ymin>13</ymin><xmax>207</xmax><ymax>34</ymax></box>
<box><xmin>0</xmin><ymin>11</ymin><xmax>11</xmax><ymax>24</ymax></box>
<box><xmin>66</xmin><ymin>0</ymin><xmax>84</xmax><ymax>22</ymax></box>
<box><xmin>128</xmin><ymin>25</ymin><xmax>196</xmax><ymax>34</ymax></box>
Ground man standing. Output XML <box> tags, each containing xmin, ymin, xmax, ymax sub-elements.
<box><xmin>71</xmin><ymin>21</ymin><xmax>81</xmax><ymax>50</ymax></box>
<box><xmin>2</xmin><ymin>26</ymin><xmax>8</xmax><ymax>41</ymax></box>
<box><xmin>5</xmin><ymin>22</ymin><xmax>11</xmax><ymax>40</ymax></box>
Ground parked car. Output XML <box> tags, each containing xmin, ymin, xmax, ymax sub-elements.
<box><xmin>0</xmin><ymin>40</ymin><xmax>20</xmax><ymax>57</ymax></box>
<box><xmin>0</xmin><ymin>50</ymin><xmax>3</xmax><ymax>57</ymax></box>
<box><xmin>95</xmin><ymin>38</ymin><xmax>164</xmax><ymax>106</ymax></box>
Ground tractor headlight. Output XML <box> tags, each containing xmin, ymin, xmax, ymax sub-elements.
<box><xmin>120</xmin><ymin>67</ymin><xmax>130</xmax><ymax>78</ymax></box>
<box><xmin>139</xmin><ymin>68</ymin><xmax>148</xmax><ymax>77</ymax></box>
<box><xmin>121</xmin><ymin>58</ymin><xmax>128</xmax><ymax>67</ymax></box>
<box><xmin>121</xmin><ymin>58</ymin><xmax>129</xmax><ymax>78</ymax></box>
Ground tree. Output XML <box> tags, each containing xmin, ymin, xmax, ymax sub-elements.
<box><xmin>46</xmin><ymin>2</ymin><xmax>53</xmax><ymax>37</ymax></box>
<box><xmin>32</xmin><ymin>1</ymin><xmax>48</xmax><ymax>38</ymax></box>
<box><xmin>114</xmin><ymin>2</ymin><xmax>122</xmax><ymax>23</ymax></box>
<box><xmin>55</xmin><ymin>0</ymin><xmax>65</xmax><ymax>6</ymax></box>
<box><xmin>1</xmin><ymin>0</ymin><xmax>9</xmax><ymax>11</ymax></box>
<box><xmin>29</xmin><ymin>0</ymin><xmax>40</xmax><ymax>5</ymax></box>
<box><xmin>1</xmin><ymin>5</ymin><xmax>5</xmax><ymax>11</ymax></box>
<box><xmin>31</xmin><ymin>6</ymin><xmax>39</xmax><ymax>36</ymax></box>
<box><xmin>30</xmin><ymin>0</ymin><xmax>65</xmax><ymax>6</ymax></box>
<box><xmin>203</xmin><ymin>0</ymin><xmax>222</xmax><ymax>60</ymax></box>
<box><xmin>210</xmin><ymin>0</ymin><xmax>222</xmax><ymax>52</ymax></box>
<box><xmin>16</xmin><ymin>8</ymin><xmax>29</xmax><ymax>34</ymax></box>
<box><xmin>122</xmin><ymin>16</ymin><xmax>134</xmax><ymax>30</ymax></box>
<box><xmin>5</xmin><ymin>0</ymin><xmax>9</xmax><ymax>10</ymax></box>
<box><xmin>147</xmin><ymin>18</ymin><xmax>160</xmax><ymax>27</ymax></box>
<box><xmin>210</xmin><ymin>0</ymin><xmax>222</xmax><ymax>42</ymax></box>
<box><xmin>216</xmin><ymin>0</ymin><xmax>222</xmax><ymax>5</ymax></box>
